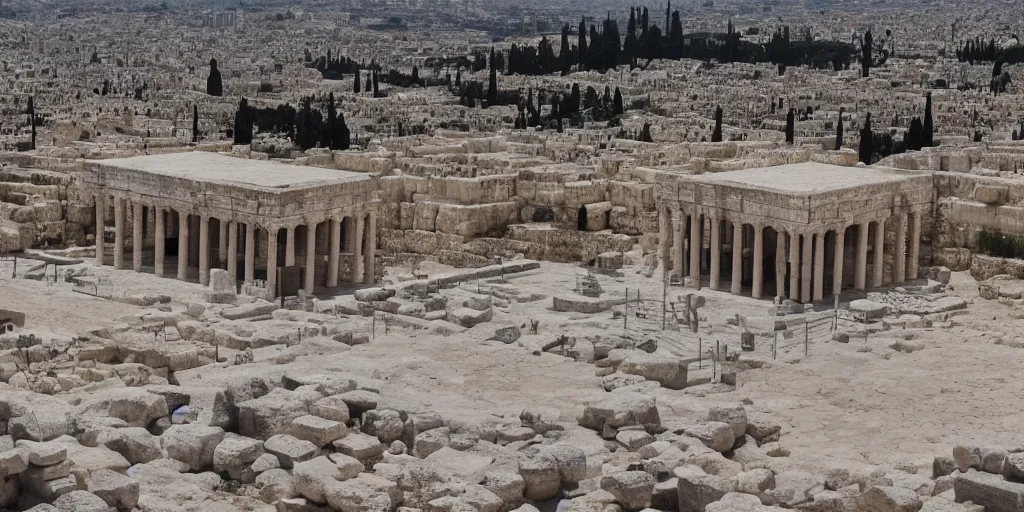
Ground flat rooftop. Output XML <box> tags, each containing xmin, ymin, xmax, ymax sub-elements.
<box><xmin>691</xmin><ymin>162</ymin><xmax>916</xmax><ymax>194</ymax></box>
<box><xmin>100</xmin><ymin>152</ymin><xmax>370</xmax><ymax>190</ymax></box>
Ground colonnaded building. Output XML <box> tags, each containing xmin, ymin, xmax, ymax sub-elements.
<box><xmin>81</xmin><ymin>155</ymin><xmax>939</xmax><ymax>302</ymax></box>
<box><xmin>82</xmin><ymin>152</ymin><xmax>381</xmax><ymax>298</ymax></box>
<box><xmin>657</xmin><ymin>163</ymin><xmax>934</xmax><ymax>301</ymax></box>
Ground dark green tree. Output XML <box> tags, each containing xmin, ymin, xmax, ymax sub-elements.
<box><xmin>233</xmin><ymin>97</ymin><xmax>252</xmax><ymax>145</ymax></box>
<box><xmin>835</xmin><ymin>107</ymin><xmax>844</xmax><ymax>150</ymax></box>
<box><xmin>860</xmin><ymin>30</ymin><xmax>872</xmax><ymax>78</ymax></box>
<box><xmin>640</xmin><ymin>122</ymin><xmax>653</xmax><ymax>142</ymax></box>
<box><xmin>192</xmin><ymin>104</ymin><xmax>199</xmax><ymax>142</ymax></box>
<box><xmin>411</xmin><ymin>65</ymin><xmax>420</xmax><ymax>85</ymax></box>
<box><xmin>859</xmin><ymin>113</ymin><xmax>873</xmax><ymax>164</ymax></box>
<box><xmin>487</xmin><ymin>47</ymin><xmax>498</xmax><ymax>107</ymax></box>
<box><xmin>785</xmin><ymin>108</ymin><xmax>795</xmax><ymax>144</ymax></box>
<box><xmin>372</xmin><ymin>70</ymin><xmax>379</xmax><ymax>97</ymax></box>
<box><xmin>354</xmin><ymin>69</ymin><xmax>361</xmax><ymax>93</ymax></box>
<box><xmin>27</xmin><ymin>96</ymin><xmax>36</xmax><ymax>150</ymax></box>
<box><xmin>560</xmin><ymin>24</ymin><xmax>572</xmax><ymax>73</ymax></box>
<box><xmin>613</xmin><ymin>87</ymin><xmax>623</xmax><ymax>115</ymax></box>
<box><xmin>923</xmin><ymin>91</ymin><xmax>934</xmax><ymax>147</ymax></box>
<box><xmin>712</xmin><ymin>105</ymin><xmax>723</xmax><ymax>142</ymax></box>
<box><xmin>206</xmin><ymin>58</ymin><xmax>223</xmax><ymax>96</ymax></box>
<box><xmin>577</xmin><ymin>18</ymin><xmax>588</xmax><ymax>69</ymax></box>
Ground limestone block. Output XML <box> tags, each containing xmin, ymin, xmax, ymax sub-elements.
<box><xmin>856</xmin><ymin>485</ymin><xmax>922</xmax><ymax>512</ymax></box>
<box><xmin>332</xmin><ymin>432</ymin><xmax>385</xmax><ymax>462</ymax></box>
<box><xmin>600</xmin><ymin>470</ymin><xmax>655</xmax><ymax>510</ymax></box>
<box><xmin>160</xmin><ymin>424</ymin><xmax>225</xmax><ymax>471</ymax></box>
<box><xmin>675</xmin><ymin>465</ymin><xmax>735</xmax><ymax>512</ymax></box>
<box><xmin>578</xmin><ymin>392</ymin><xmax>660</xmax><ymax>432</ymax></box>
<box><xmin>289</xmin><ymin>415</ymin><xmax>348</xmax><ymax>448</ymax></box>
<box><xmin>87</xmin><ymin>469</ymin><xmax>140</xmax><ymax>511</ymax></box>
<box><xmin>237</xmin><ymin>388</ymin><xmax>310</xmax><ymax>440</ymax></box>
<box><xmin>954</xmin><ymin>470</ymin><xmax>1024</xmax><ymax>512</ymax></box>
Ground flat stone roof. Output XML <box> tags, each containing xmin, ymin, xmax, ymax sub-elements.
<box><xmin>693</xmin><ymin>162</ymin><xmax>915</xmax><ymax>194</ymax></box>
<box><xmin>100</xmin><ymin>152</ymin><xmax>369</xmax><ymax>190</ymax></box>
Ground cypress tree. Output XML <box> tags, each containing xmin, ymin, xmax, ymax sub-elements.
<box><xmin>487</xmin><ymin>47</ymin><xmax>498</xmax><ymax>107</ymax></box>
<box><xmin>859</xmin><ymin>113</ymin><xmax>873</xmax><ymax>164</ymax></box>
<box><xmin>206</xmin><ymin>58</ymin><xmax>223</xmax><ymax>96</ymax></box>
<box><xmin>569</xmin><ymin>83</ymin><xmax>581</xmax><ymax>114</ymax></box>
<box><xmin>560</xmin><ymin>24</ymin><xmax>572</xmax><ymax>73</ymax></box>
<box><xmin>372</xmin><ymin>70</ymin><xmax>379</xmax><ymax>97</ymax></box>
<box><xmin>27</xmin><ymin>96</ymin><xmax>35</xmax><ymax>150</ymax></box>
<box><xmin>412</xmin><ymin>65</ymin><xmax>420</xmax><ymax>85</ymax></box>
<box><xmin>365</xmin><ymin>72</ymin><xmax>372</xmax><ymax>93</ymax></box>
<box><xmin>354</xmin><ymin>69</ymin><xmax>361</xmax><ymax>94</ymax></box>
<box><xmin>578</xmin><ymin>18</ymin><xmax>588</xmax><ymax>70</ymax></box>
<box><xmin>640</xmin><ymin>122</ymin><xmax>653</xmax><ymax>142</ymax></box>
<box><xmin>785</xmin><ymin>108</ymin><xmax>795</xmax><ymax>144</ymax></box>
<box><xmin>233</xmin><ymin>97</ymin><xmax>252</xmax><ymax>145</ymax></box>
<box><xmin>861</xmin><ymin>30</ymin><xmax>872</xmax><ymax>78</ymax></box>
<box><xmin>613</xmin><ymin>87</ymin><xmax>623</xmax><ymax>115</ymax></box>
<box><xmin>712</xmin><ymin>105</ymin><xmax>723</xmax><ymax>142</ymax></box>
<box><xmin>923</xmin><ymin>91</ymin><xmax>934</xmax><ymax>147</ymax></box>
<box><xmin>455</xmin><ymin>68</ymin><xmax>461</xmax><ymax>88</ymax></box>
<box><xmin>192</xmin><ymin>105</ymin><xmax>199</xmax><ymax>142</ymax></box>
<box><xmin>835</xmin><ymin>107</ymin><xmax>844</xmax><ymax>150</ymax></box>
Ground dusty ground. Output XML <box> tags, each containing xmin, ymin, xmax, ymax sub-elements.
<box><xmin>3</xmin><ymin>256</ymin><xmax>1023</xmax><ymax>476</ymax></box>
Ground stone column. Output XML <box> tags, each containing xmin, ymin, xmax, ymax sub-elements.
<box><xmin>218</xmin><ymin>220</ymin><xmax>228</xmax><ymax>269</ymax></box>
<box><xmin>244</xmin><ymin>223</ymin><xmax>255</xmax><ymax>284</ymax></box>
<box><xmin>672</xmin><ymin>212</ymin><xmax>684</xmax><ymax>280</ymax></box>
<box><xmin>752</xmin><ymin>225</ymin><xmax>764</xmax><ymax>299</ymax></box>
<box><xmin>709</xmin><ymin>217</ymin><xmax>721</xmax><ymax>290</ymax></box>
<box><xmin>177</xmin><ymin>211</ymin><xmax>189</xmax><ymax>281</ymax></box>
<box><xmin>813</xmin><ymin>232</ymin><xmax>826</xmax><ymax>301</ymax></box>
<box><xmin>95</xmin><ymin>194</ymin><xmax>106</xmax><ymax>266</ymax></box>
<box><xmin>227</xmin><ymin>221</ymin><xmax>238</xmax><ymax>284</ymax></box>
<box><xmin>873</xmin><ymin>218</ymin><xmax>886</xmax><ymax>288</ymax></box>
<box><xmin>146</xmin><ymin>206</ymin><xmax>156</xmax><ymax>248</ymax></box>
<box><xmin>328</xmin><ymin>217</ymin><xmax>341</xmax><ymax>287</ymax></box>
<box><xmin>689</xmin><ymin>212</ymin><xmax>701</xmax><ymax>288</ymax></box>
<box><xmin>351</xmin><ymin>215</ymin><xmax>364</xmax><ymax>284</ymax></box>
<box><xmin>285</xmin><ymin>226</ymin><xmax>296</xmax><ymax>266</ymax></box>
<box><xmin>894</xmin><ymin>215</ymin><xmax>907</xmax><ymax>284</ymax></box>
<box><xmin>132</xmin><ymin>203</ymin><xmax>143</xmax><ymax>272</ymax></box>
<box><xmin>199</xmin><ymin>217</ymin><xmax>210</xmax><ymax>286</ymax></box>
<box><xmin>113</xmin><ymin>197</ymin><xmax>125</xmax><ymax>269</ymax></box>
<box><xmin>855</xmin><ymin>221</ymin><xmax>869</xmax><ymax>290</ymax></box>
<box><xmin>731</xmin><ymin>220</ymin><xmax>743</xmax><ymax>295</ymax></box>
<box><xmin>909</xmin><ymin>211</ymin><xmax>921</xmax><ymax>280</ymax></box>
<box><xmin>833</xmin><ymin>227</ymin><xmax>846</xmax><ymax>297</ymax></box>
<box><xmin>775</xmin><ymin>230</ymin><xmax>786</xmax><ymax>300</ymax></box>
<box><xmin>658</xmin><ymin>209</ymin><xmax>670</xmax><ymax>273</ymax></box>
<box><xmin>154</xmin><ymin>208</ymin><xmax>165</xmax><ymax>277</ymax></box>
<box><xmin>364</xmin><ymin>212</ymin><xmax>377</xmax><ymax>285</ymax></box>
<box><xmin>801</xmin><ymin>233</ymin><xmax>813</xmax><ymax>303</ymax></box>
<box><xmin>305</xmin><ymin>221</ymin><xmax>317</xmax><ymax>294</ymax></box>
<box><xmin>267</xmin><ymin>227</ymin><xmax>278</xmax><ymax>298</ymax></box>
<box><xmin>789</xmin><ymin>231</ymin><xmax>800</xmax><ymax>302</ymax></box>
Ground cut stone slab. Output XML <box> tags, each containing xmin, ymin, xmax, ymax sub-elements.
<box><xmin>954</xmin><ymin>470</ymin><xmax>1024</xmax><ymax>512</ymax></box>
<box><xmin>160</xmin><ymin>424</ymin><xmax>226</xmax><ymax>471</ymax></box>
<box><xmin>856</xmin><ymin>485</ymin><xmax>923</xmax><ymax>511</ymax></box>
<box><xmin>674</xmin><ymin>465</ymin><xmax>735</xmax><ymax>512</ymax></box>
<box><xmin>213</xmin><ymin>433</ymin><xmax>264</xmax><ymax>473</ymax></box>
<box><xmin>265</xmin><ymin>434</ymin><xmax>318</xmax><ymax>469</ymax></box>
<box><xmin>52</xmin><ymin>490</ymin><xmax>111</xmax><ymax>512</ymax></box>
<box><xmin>293</xmin><ymin>456</ymin><xmax>342</xmax><ymax>504</ymax></box>
<box><xmin>290</xmin><ymin>415</ymin><xmax>348</xmax><ymax>448</ymax></box>
<box><xmin>73</xmin><ymin>388</ymin><xmax>168</xmax><ymax>428</ymax></box>
<box><xmin>332</xmin><ymin>432</ymin><xmax>385</xmax><ymax>462</ymax></box>
<box><xmin>237</xmin><ymin>388</ymin><xmax>311</xmax><ymax>441</ymax></box>
<box><xmin>577</xmin><ymin>392</ymin><xmax>660</xmax><ymax>432</ymax></box>
<box><xmin>600</xmin><ymin>470</ymin><xmax>656</xmax><ymax>510</ymax></box>
<box><xmin>87</xmin><ymin>468</ymin><xmax>141</xmax><ymax>511</ymax></box>
<box><xmin>17</xmin><ymin>440</ymin><xmax>67</xmax><ymax>466</ymax></box>
<box><xmin>424</xmin><ymin>446</ymin><xmax>494</xmax><ymax>483</ymax></box>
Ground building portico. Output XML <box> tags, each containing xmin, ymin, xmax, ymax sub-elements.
<box><xmin>84</xmin><ymin>152</ymin><xmax>380</xmax><ymax>298</ymax></box>
<box><xmin>657</xmin><ymin>162</ymin><xmax>933</xmax><ymax>302</ymax></box>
